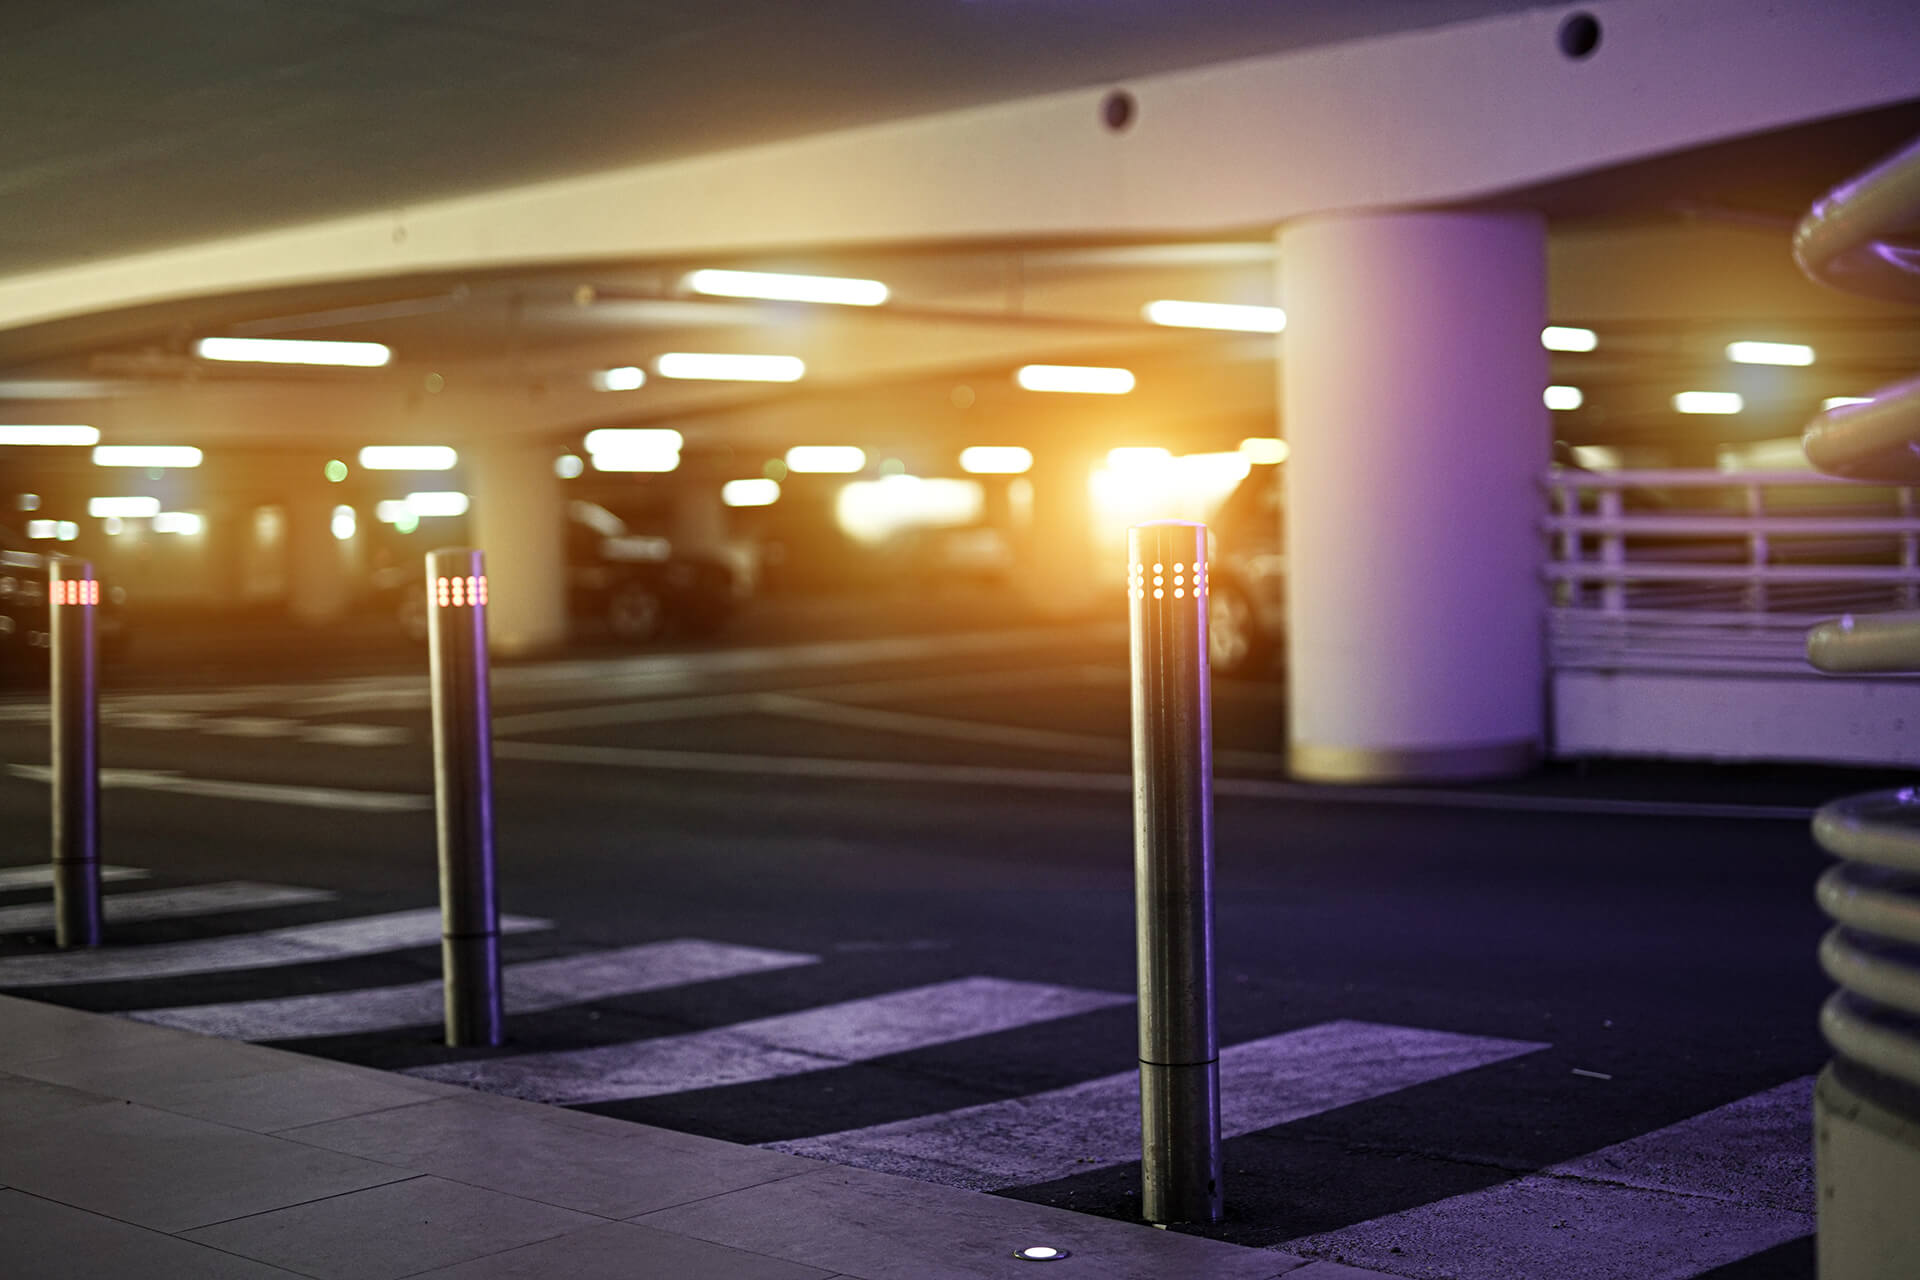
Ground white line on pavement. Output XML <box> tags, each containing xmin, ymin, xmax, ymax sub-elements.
<box><xmin>0</xmin><ymin>909</ymin><xmax>548</xmax><ymax>988</ymax></box>
<box><xmin>1281</xmin><ymin>1077</ymin><xmax>1816</xmax><ymax>1280</ymax></box>
<box><xmin>296</xmin><ymin>722</ymin><xmax>409</xmax><ymax>747</ymax></box>
<box><xmin>130</xmin><ymin>938</ymin><xmax>819</xmax><ymax>1040</ymax></box>
<box><xmin>405</xmin><ymin>975</ymin><xmax>1132</xmax><ymax>1105</ymax></box>
<box><xmin>0</xmin><ymin>881</ymin><xmax>336</xmax><ymax>935</ymax></box>
<box><xmin>0</xmin><ymin>865</ymin><xmax>149</xmax><ymax>891</ymax></box>
<box><xmin>755</xmin><ymin>694</ymin><xmax>1126</xmax><ymax>759</ymax></box>
<box><xmin>766</xmin><ymin>1020</ymin><xmax>1547</xmax><ymax>1190</ymax></box>
<box><xmin>5</xmin><ymin>763</ymin><xmax>430</xmax><ymax>812</ymax></box>
<box><xmin>197</xmin><ymin>716</ymin><xmax>299</xmax><ymax>738</ymax></box>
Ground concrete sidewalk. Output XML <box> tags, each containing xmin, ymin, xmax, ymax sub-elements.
<box><xmin>0</xmin><ymin>994</ymin><xmax>1385</xmax><ymax>1280</ymax></box>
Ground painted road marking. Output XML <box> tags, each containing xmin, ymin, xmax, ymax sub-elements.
<box><xmin>490</xmin><ymin>741</ymin><xmax>1817</xmax><ymax>821</ymax></box>
<box><xmin>1282</xmin><ymin>1077</ymin><xmax>1815</xmax><ymax>1280</ymax></box>
<box><xmin>0</xmin><ymin>865</ymin><xmax>149</xmax><ymax>891</ymax></box>
<box><xmin>755</xmin><ymin>694</ymin><xmax>1125</xmax><ymax>759</ymax></box>
<box><xmin>406</xmin><ymin>976</ymin><xmax>1132</xmax><ymax>1105</ymax></box>
<box><xmin>0</xmin><ymin>909</ymin><xmax>548</xmax><ymax>988</ymax></box>
<box><xmin>0</xmin><ymin>881</ymin><xmax>335</xmax><ymax>935</ymax></box>
<box><xmin>6</xmin><ymin>763</ymin><xmax>429</xmax><ymax>812</ymax></box>
<box><xmin>198</xmin><ymin>716</ymin><xmax>299</xmax><ymax>738</ymax></box>
<box><xmin>131</xmin><ymin>938</ymin><xmax>819</xmax><ymax>1040</ymax></box>
<box><xmin>767</xmin><ymin>1020</ymin><xmax>1547</xmax><ymax>1190</ymax></box>
<box><xmin>297</xmin><ymin>722</ymin><xmax>408</xmax><ymax>747</ymax></box>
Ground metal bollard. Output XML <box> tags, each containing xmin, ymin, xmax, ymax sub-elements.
<box><xmin>49</xmin><ymin>559</ymin><xmax>103</xmax><ymax>949</ymax></box>
<box><xmin>1126</xmin><ymin>521</ymin><xmax>1223</xmax><ymax>1225</ymax></box>
<box><xmin>426</xmin><ymin>548</ymin><xmax>503</xmax><ymax>1047</ymax></box>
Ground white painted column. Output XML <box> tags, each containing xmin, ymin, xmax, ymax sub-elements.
<box><xmin>1279</xmin><ymin>211</ymin><xmax>1547</xmax><ymax>782</ymax></box>
<box><xmin>285</xmin><ymin>492</ymin><xmax>351</xmax><ymax>625</ymax></box>
<box><xmin>467</xmin><ymin>437</ymin><xmax>567</xmax><ymax>657</ymax></box>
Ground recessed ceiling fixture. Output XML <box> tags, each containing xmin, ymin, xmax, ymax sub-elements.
<box><xmin>786</xmin><ymin>446</ymin><xmax>867</xmax><ymax>474</ymax></box>
<box><xmin>584</xmin><ymin>428</ymin><xmax>683</xmax><ymax>472</ymax></box>
<box><xmin>1016</xmin><ymin>365</ymin><xmax>1135</xmax><ymax>395</ymax></box>
<box><xmin>0</xmin><ymin>425</ymin><xmax>98</xmax><ymax>446</ymax></box>
<box><xmin>358</xmin><ymin>446</ymin><xmax>457</xmax><ymax>471</ymax></box>
<box><xmin>195</xmin><ymin>337</ymin><xmax>392</xmax><ymax>367</ymax></box>
<box><xmin>684</xmin><ymin>268</ymin><xmax>889</xmax><ymax>307</ymax></box>
<box><xmin>1674</xmin><ymin>391</ymin><xmax>1744</xmax><ymax>415</ymax></box>
<box><xmin>93</xmin><ymin>445</ymin><xmax>202</xmax><ymax>468</ymax></box>
<box><xmin>722</xmin><ymin>478</ymin><xmax>781</xmax><ymax>507</ymax></box>
<box><xmin>959</xmin><ymin>446</ymin><xmax>1034</xmax><ymax>474</ymax></box>
<box><xmin>1542</xmin><ymin>326</ymin><xmax>1598</xmax><ymax>352</ymax></box>
<box><xmin>87</xmin><ymin>496</ymin><xmax>161</xmax><ymax>518</ymax></box>
<box><xmin>1142</xmin><ymin>300</ymin><xmax>1286</xmax><ymax>333</ymax></box>
<box><xmin>1727</xmin><ymin>340</ymin><xmax>1814</xmax><ymax>366</ymax></box>
<box><xmin>657</xmin><ymin>353</ymin><xmax>806</xmax><ymax>382</ymax></box>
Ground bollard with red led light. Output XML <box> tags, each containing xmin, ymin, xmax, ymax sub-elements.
<box><xmin>427</xmin><ymin>548</ymin><xmax>503</xmax><ymax>1047</ymax></box>
<box><xmin>1127</xmin><ymin>520</ymin><xmax>1222</xmax><ymax>1225</ymax></box>
<box><xmin>49</xmin><ymin>559</ymin><xmax>103</xmax><ymax>949</ymax></box>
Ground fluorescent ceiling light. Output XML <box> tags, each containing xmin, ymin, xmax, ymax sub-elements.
<box><xmin>1673</xmin><ymin>391</ymin><xmax>1744</xmax><ymax>415</ymax></box>
<box><xmin>1823</xmin><ymin>396</ymin><xmax>1873</xmax><ymax>410</ymax></box>
<box><xmin>1239</xmin><ymin>437</ymin><xmax>1289</xmax><ymax>464</ymax></box>
<box><xmin>1727</xmin><ymin>340</ymin><xmax>1814</xmax><ymax>366</ymax></box>
<box><xmin>403</xmin><ymin>491</ymin><xmax>470</xmax><ymax>518</ymax></box>
<box><xmin>358</xmin><ymin>445</ymin><xmax>456</xmax><ymax>470</ymax></box>
<box><xmin>1542</xmin><ymin>326</ymin><xmax>1598</xmax><ymax>352</ymax></box>
<box><xmin>1016</xmin><ymin>365</ymin><xmax>1135</xmax><ymax>395</ymax></box>
<box><xmin>25</xmin><ymin>520</ymin><xmax>56</xmax><ymax>538</ymax></box>
<box><xmin>584</xmin><ymin>428</ymin><xmax>682</xmax><ymax>472</ymax></box>
<box><xmin>88</xmin><ymin>496</ymin><xmax>161</xmax><ymax>518</ymax></box>
<box><xmin>375</xmin><ymin>500</ymin><xmax>412</xmax><ymax>524</ymax></box>
<box><xmin>656</xmin><ymin>352</ymin><xmax>806</xmax><ymax>382</ymax></box>
<box><xmin>785</xmin><ymin>446</ymin><xmax>866</xmax><ymax>474</ymax></box>
<box><xmin>0</xmin><ymin>425</ymin><xmax>99</xmax><ymax>446</ymax></box>
<box><xmin>959</xmin><ymin>446</ymin><xmax>1033</xmax><ymax>474</ymax></box>
<box><xmin>151</xmin><ymin>511</ymin><xmax>203</xmax><ymax>535</ymax></box>
<box><xmin>1544</xmin><ymin>385</ymin><xmax>1584</xmax><ymax>411</ymax></box>
<box><xmin>1142</xmin><ymin>300</ymin><xmax>1285</xmax><ymax>333</ymax></box>
<box><xmin>722</xmin><ymin>478</ymin><xmax>781</xmax><ymax>507</ymax></box>
<box><xmin>684</xmin><ymin>269</ymin><xmax>889</xmax><ymax>307</ymax></box>
<box><xmin>93</xmin><ymin>445</ymin><xmax>202</xmax><ymax>468</ymax></box>
<box><xmin>593</xmin><ymin>366</ymin><xmax>646</xmax><ymax>392</ymax></box>
<box><xmin>196</xmin><ymin>337</ymin><xmax>392</xmax><ymax>367</ymax></box>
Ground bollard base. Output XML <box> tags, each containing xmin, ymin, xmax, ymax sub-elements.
<box><xmin>52</xmin><ymin>860</ymin><xmax>103</xmax><ymax>950</ymax></box>
<box><xmin>442</xmin><ymin>933</ymin><xmax>504</xmax><ymax>1047</ymax></box>
<box><xmin>1818</xmin><ymin>1063</ymin><xmax>1920</xmax><ymax>1278</ymax></box>
<box><xmin>1140</xmin><ymin>1059</ymin><xmax>1222</xmax><ymax>1225</ymax></box>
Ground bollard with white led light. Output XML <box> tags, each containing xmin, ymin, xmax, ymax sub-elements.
<box><xmin>1127</xmin><ymin>520</ymin><xmax>1223</xmax><ymax>1225</ymax></box>
<box><xmin>49</xmin><ymin>559</ymin><xmax>103</xmax><ymax>949</ymax></box>
<box><xmin>427</xmin><ymin>548</ymin><xmax>503</xmax><ymax>1047</ymax></box>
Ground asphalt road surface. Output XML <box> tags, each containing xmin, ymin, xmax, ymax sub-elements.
<box><xmin>0</xmin><ymin>616</ymin><xmax>1882</xmax><ymax>1279</ymax></box>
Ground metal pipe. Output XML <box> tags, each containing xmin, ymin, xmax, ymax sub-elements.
<box><xmin>49</xmin><ymin>559</ymin><xmax>101</xmax><ymax>949</ymax></box>
<box><xmin>1127</xmin><ymin>521</ymin><xmax>1222</xmax><ymax>1226</ymax></box>
<box><xmin>427</xmin><ymin>548</ymin><xmax>502</xmax><ymax>1047</ymax></box>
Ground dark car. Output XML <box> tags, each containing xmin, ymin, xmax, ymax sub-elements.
<box><xmin>1205</xmin><ymin>462</ymin><xmax>1286</xmax><ymax>677</ymax></box>
<box><xmin>0</xmin><ymin>524</ymin><xmax>130</xmax><ymax>679</ymax></box>
<box><xmin>380</xmin><ymin>500</ymin><xmax>737</xmax><ymax>646</ymax></box>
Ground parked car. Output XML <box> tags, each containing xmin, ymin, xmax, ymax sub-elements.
<box><xmin>0</xmin><ymin>525</ymin><xmax>130</xmax><ymax>679</ymax></box>
<box><xmin>1205</xmin><ymin>462</ymin><xmax>1286</xmax><ymax>677</ymax></box>
<box><xmin>377</xmin><ymin>501</ymin><xmax>737</xmax><ymax>646</ymax></box>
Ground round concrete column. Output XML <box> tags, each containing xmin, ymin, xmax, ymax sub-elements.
<box><xmin>467</xmin><ymin>438</ymin><xmax>567</xmax><ymax>657</ymax></box>
<box><xmin>286</xmin><ymin>492</ymin><xmax>352</xmax><ymax>626</ymax></box>
<box><xmin>1279</xmin><ymin>210</ymin><xmax>1547</xmax><ymax>782</ymax></box>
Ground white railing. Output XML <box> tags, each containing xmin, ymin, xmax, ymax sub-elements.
<box><xmin>1543</xmin><ymin>467</ymin><xmax>1920</xmax><ymax>673</ymax></box>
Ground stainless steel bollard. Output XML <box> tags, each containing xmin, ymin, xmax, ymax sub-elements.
<box><xmin>427</xmin><ymin>549</ymin><xmax>503</xmax><ymax>1047</ymax></box>
<box><xmin>49</xmin><ymin>559</ymin><xmax>102</xmax><ymax>949</ymax></box>
<box><xmin>1127</xmin><ymin>521</ymin><xmax>1223</xmax><ymax>1225</ymax></box>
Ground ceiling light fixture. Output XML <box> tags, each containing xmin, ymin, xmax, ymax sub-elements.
<box><xmin>785</xmin><ymin>446</ymin><xmax>866</xmax><ymax>474</ymax></box>
<box><xmin>684</xmin><ymin>269</ymin><xmax>889</xmax><ymax>307</ymax></box>
<box><xmin>1142</xmin><ymin>300</ymin><xmax>1286</xmax><ymax>332</ymax></box>
<box><xmin>1544</xmin><ymin>385</ymin><xmax>1584</xmax><ymax>411</ymax></box>
<box><xmin>0</xmin><ymin>425</ymin><xmax>99</xmax><ymax>446</ymax></box>
<box><xmin>1673</xmin><ymin>391</ymin><xmax>1744</xmax><ymax>415</ymax></box>
<box><xmin>656</xmin><ymin>353</ymin><xmax>806</xmax><ymax>382</ymax></box>
<box><xmin>195</xmin><ymin>337</ymin><xmax>392</xmax><ymax>367</ymax></box>
<box><xmin>1727</xmin><ymin>340</ymin><xmax>1814</xmax><ymax>366</ymax></box>
<box><xmin>1016</xmin><ymin>365</ymin><xmax>1135</xmax><ymax>395</ymax></box>
<box><xmin>1542</xmin><ymin>326</ymin><xmax>1598</xmax><ymax>352</ymax></box>
<box><xmin>959</xmin><ymin>446</ymin><xmax>1034</xmax><ymax>474</ymax></box>
<box><xmin>593</xmin><ymin>366</ymin><xmax>647</xmax><ymax>392</ymax></box>
<box><xmin>93</xmin><ymin>445</ymin><xmax>203</xmax><ymax>468</ymax></box>
<box><xmin>358</xmin><ymin>446</ymin><xmax>457</xmax><ymax>471</ymax></box>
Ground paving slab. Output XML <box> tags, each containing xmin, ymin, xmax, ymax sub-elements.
<box><xmin>0</xmin><ymin>1069</ymin><xmax>120</xmax><ymax>1134</ymax></box>
<box><xmin>409</xmin><ymin>1219</ymin><xmax>844</xmax><ymax>1279</ymax></box>
<box><xmin>6</xmin><ymin>1029</ymin><xmax>314</xmax><ymax>1101</ymax></box>
<box><xmin>0</xmin><ymin>995</ymin><xmax>199</xmax><ymax>1070</ymax></box>
<box><xmin>135</xmin><ymin>1057</ymin><xmax>453</xmax><ymax>1133</ymax></box>
<box><xmin>183</xmin><ymin>1174</ymin><xmax>598</xmax><ymax>1280</ymax></box>
<box><xmin>0</xmin><ymin>1189</ymin><xmax>308</xmax><ymax>1280</ymax></box>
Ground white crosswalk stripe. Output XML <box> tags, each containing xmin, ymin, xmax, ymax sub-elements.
<box><xmin>406</xmin><ymin>975</ymin><xmax>1132</xmax><ymax>1104</ymax></box>
<box><xmin>0</xmin><ymin>881</ymin><xmax>335</xmax><ymax>935</ymax></box>
<box><xmin>131</xmin><ymin>938</ymin><xmax>819</xmax><ymax>1039</ymax></box>
<box><xmin>0</xmin><ymin>865</ymin><xmax>149</xmax><ymax>891</ymax></box>
<box><xmin>0</xmin><ymin>909</ymin><xmax>549</xmax><ymax>987</ymax></box>
<box><xmin>767</xmin><ymin>1020</ymin><xmax>1547</xmax><ymax>1189</ymax></box>
<box><xmin>1281</xmin><ymin>1077</ymin><xmax>1815</xmax><ymax>1280</ymax></box>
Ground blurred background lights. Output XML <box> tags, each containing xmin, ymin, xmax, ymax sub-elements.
<box><xmin>1016</xmin><ymin>364</ymin><xmax>1135</xmax><ymax>394</ymax></box>
<box><xmin>1823</xmin><ymin>396</ymin><xmax>1873</xmax><ymax>410</ymax></box>
<box><xmin>959</xmin><ymin>446</ymin><xmax>1033</xmax><ymax>474</ymax></box>
<box><xmin>1012</xmin><ymin>1245</ymin><xmax>1070</xmax><ymax>1261</ymax></box>
<box><xmin>323</xmin><ymin>458</ymin><xmax>349</xmax><ymax>482</ymax></box>
<box><xmin>17</xmin><ymin>494</ymin><xmax>39</xmax><ymax>510</ymax></box>
<box><xmin>93</xmin><ymin>445</ymin><xmax>202</xmax><ymax>468</ymax></box>
<box><xmin>88</xmin><ymin>496</ymin><xmax>161</xmax><ymax>518</ymax></box>
<box><xmin>102</xmin><ymin>516</ymin><xmax>124</xmax><ymax>536</ymax></box>
<box><xmin>1727</xmin><ymin>340</ymin><xmax>1815</xmax><ymax>366</ymax></box>
<box><xmin>26</xmin><ymin>519</ymin><xmax>78</xmax><ymax>540</ymax></box>
<box><xmin>656</xmin><ymin>352</ymin><xmax>805</xmax><ymax>382</ymax></box>
<box><xmin>1107</xmin><ymin>447</ymin><xmax>1173</xmax><ymax>472</ymax></box>
<box><xmin>592</xmin><ymin>365</ymin><xmax>647</xmax><ymax>392</ymax></box>
<box><xmin>836</xmin><ymin>474</ymin><xmax>982</xmax><ymax>544</ymax></box>
<box><xmin>359</xmin><ymin>445</ymin><xmax>456</xmax><ymax>470</ymax></box>
<box><xmin>403</xmin><ymin>491</ymin><xmax>469</xmax><ymax>518</ymax></box>
<box><xmin>330</xmin><ymin>505</ymin><xmax>356</xmax><ymax>540</ymax></box>
<box><xmin>684</xmin><ymin>268</ymin><xmax>889</xmax><ymax>307</ymax></box>
<box><xmin>1717</xmin><ymin>436</ymin><xmax>1809</xmax><ymax>472</ymax></box>
<box><xmin>554</xmin><ymin>453</ymin><xmax>585</xmax><ymax>478</ymax></box>
<box><xmin>1542</xmin><ymin>325</ymin><xmax>1598</xmax><ymax>352</ymax></box>
<box><xmin>1238</xmin><ymin>437</ymin><xmax>1289</xmax><ymax>464</ymax></box>
<box><xmin>195</xmin><ymin>336</ymin><xmax>391</xmax><ymax>366</ymax></box>
<box><xmin>1673</xmin><ymin>391</ymin><xmax>1744</xmax><ymax>414</ymax></box>
<box><xmin>1571</xmin><ymin>445</ymin><xmax>1623</xmax><ymax>470</ymax></box>
<box><xmin>584</xmin><ymin>428</ymin><xmax>683</xmax><ymax>472</ymax></box>
<box><xmin>0</xmin><ymin>425</ymin><xmax>98</xmax><ymax>446</ymax></box>
<box><xmin>1142</xmin><ymin>299</ymin><xmax>1285</xmax><ymax>332</ymax></box>
<box><xmin>1544</xmin><ymin>385</ymin><xmax>1584</xmax><ymax>411</ymax></box>
<box><xmin>786</xmin><ymin>445</ymin><xmax>866</xmax><ymax>474</ymax></box>
<box><xmin>722</xmin><ymin>478</ymin><xmax>781</xmax><ymax>507</ymax></box>
<box><xmin>151</xmin><ymin>511</ymin><xmax>203</xmax><ymax>535</ymax></box>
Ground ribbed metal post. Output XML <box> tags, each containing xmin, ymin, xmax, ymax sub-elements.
<box><xmin>1127</xmin><ymin>521</ymin><xmax>1222</xmax><ymax>1225</ymax></box>
<box><xmin>49</xmin><ymin>558</ymin><xmax>102</xmax><ymax>949</ymax></box>
<box><xmin>427</xmin><ymin>548</ymin><xmax>502</xmax><ymax>1047</ymax></box>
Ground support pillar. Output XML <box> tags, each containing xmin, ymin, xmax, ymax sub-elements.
<box><xmin>468</xmin><ymin>437</ymin><xmax>568</xmax><ymax>657</ymax></box>
<box><xmin>1017</xmin><ymin>446</ymin><xmax>1100</xmax><ymax>620</ymax></box>
<box><xmin>1278</xmin><ymin>211</ymin><xmax>1547</xmax><ymax>782</ymax></box>
<box><xmin>285</xmin><ymin>491</ymin><xmax>352</xmax><ymax>626</ymax></box>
